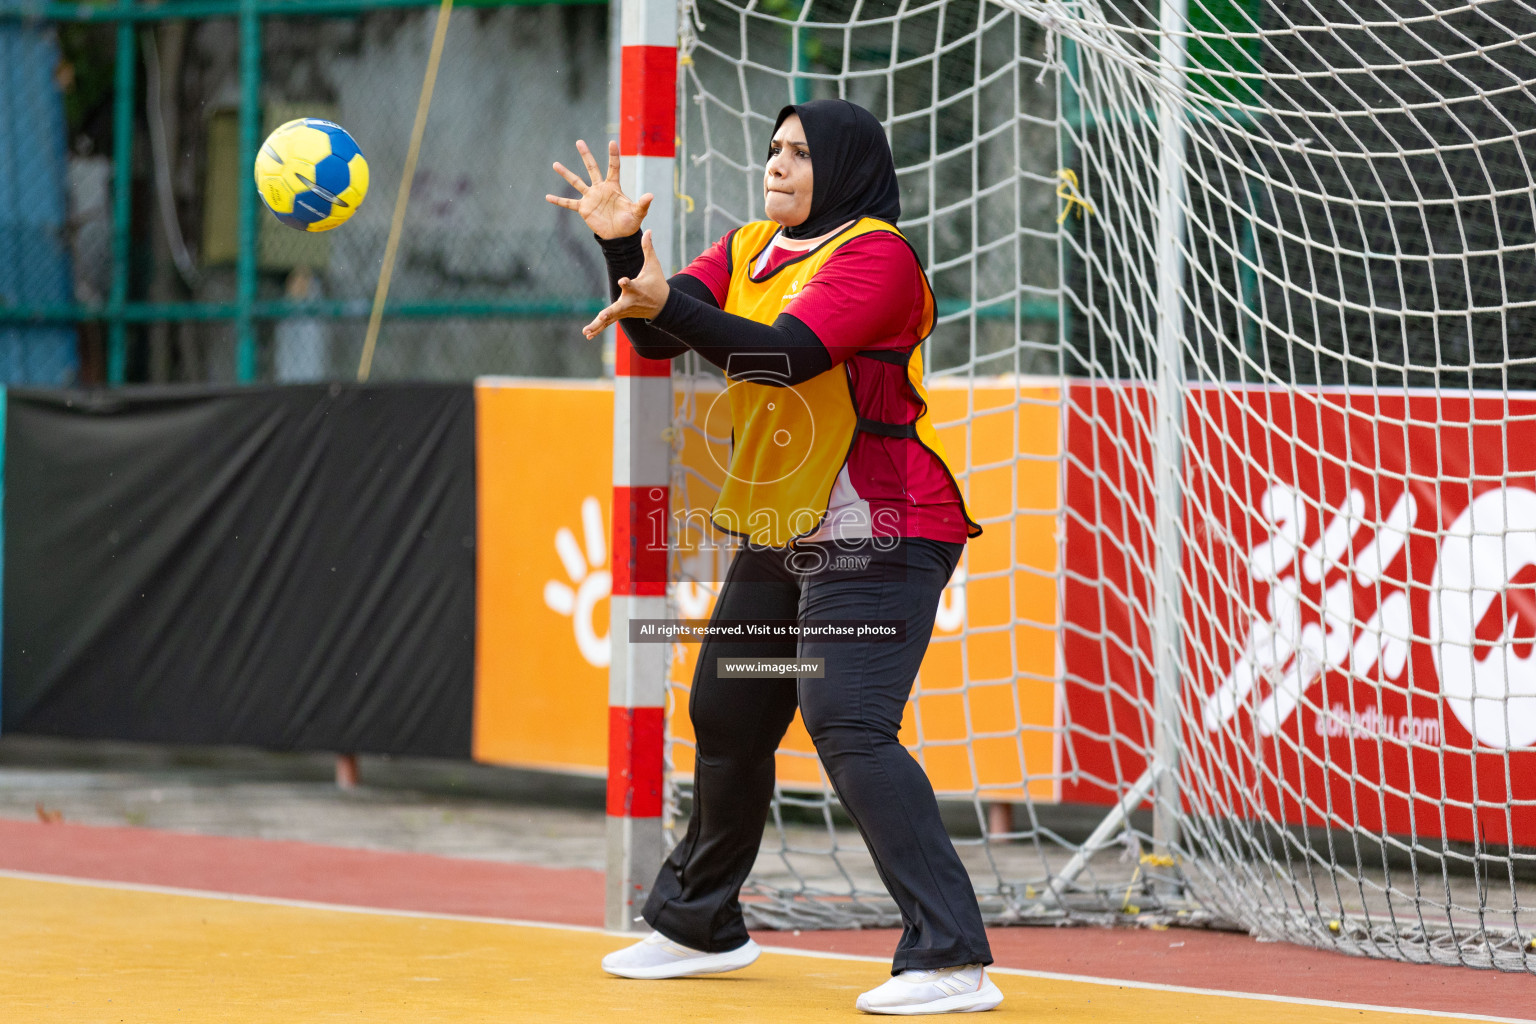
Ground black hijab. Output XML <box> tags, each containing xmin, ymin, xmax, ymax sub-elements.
<box><xmin>772</xmin><ymin>99</ymin><xmax>901</xmax><ymax>239</ymax></box>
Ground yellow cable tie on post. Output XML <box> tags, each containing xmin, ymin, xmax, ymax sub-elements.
<box><xmin>1120</xmin><ymin>852</ymin><xmax>1177</xmax><ymax>913</ymax></box>
<box><xmin>1055</xmin><ymin>168</ymin><xmax>1096</xmax><ymax>224</ymax></box>
<box><xmin>1121</xmin><ymin>862</ymin><xmax>1142</xmax><ymax>913</ymax></box>
<box><xmin>674</xmin><ymin>157</ymin><xmax>696</xmax><ymax>214</ymax></box>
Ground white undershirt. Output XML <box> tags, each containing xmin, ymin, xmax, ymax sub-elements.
<box><xmin>804</xmin><ymin>465</ymin><xmax>874</xmax><ymax>543</ymax></box>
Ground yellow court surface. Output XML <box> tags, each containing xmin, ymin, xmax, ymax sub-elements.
<box><xmin>0</xmin><ymin>874</ymin><xmax>1518</xmax><ymax>1024</ymax></box>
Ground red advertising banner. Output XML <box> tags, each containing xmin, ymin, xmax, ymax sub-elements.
<box><xmin>1065</xmin><ymin>382</ymin><xmax>1536</xmax><ymax>846</ymax></box>
<box><xmin>1061</xmin><ymin>382</ymin><xmax>1157</xmax><ymax>807</ymax></box>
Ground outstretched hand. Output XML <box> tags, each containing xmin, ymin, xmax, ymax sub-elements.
<box><xmin>546</xmin><ymin>139</ymin><xmax>653</xmax><ymax>240</ymax></box>
<box><xmin>583</xmin><ymin>230</ymin><xmax>670</xmax><ymax>339</ymax></box>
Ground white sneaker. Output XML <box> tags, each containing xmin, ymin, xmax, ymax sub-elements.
<box><xmin>855</xmin><ymin>964</ymin><xmax>1003</xmax><ymax>1015</ymax></box>
<box><xmin>600</xmin><ymin>931</ymin><xmax>761</xmax><ymax>980</ymax></box>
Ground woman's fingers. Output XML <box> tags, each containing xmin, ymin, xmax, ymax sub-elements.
<box><xmin>575</xmin><ymin>140</ymin><xmax>603</xmax><ymax>183</ymax></box>
<box><xmin>583</xmin><ymin>304</ymin><xmax>617</xmax><ymax>339</ymax></box>
<box><xmin>584</xmin><ymin>288</ymin><xmax>629</xmax><ymax>338</ymax></box>
<box><xmin>635</xmin><ymin>193</ymin><xmax>654</xmax><ymax>224</ymax></box>
<box><xmin>606</xmin><ymin>140</ymin><xmax>622</xmax><ymax>183</ymax></box>
<box><xmin>544</xmin><ymin>194</ymin><xmax>580</xmax><ymax>210</ymax></box>
<box><xmin>582</xmin><ymin>302</ymin><xmax>609</xmax><ymax>336</ymax></box>
<box><xmin>551</xmin><ymin>161</ymin><xmax>587</xmax><ymax>194</ymax></box>
<box><xmin>639</xmin><ymin>231</ymin><xmax>667</xmax><ymax>281</ymax></box>
<box><xmin>582</xmin><ymin>280</ymin><xmax>647</xmax><ymax>338</ymax></box>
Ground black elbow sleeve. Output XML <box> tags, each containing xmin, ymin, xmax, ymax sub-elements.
<box><xmin>707</xmin><ymin>316</ymin><xmax>828</xmax><ymax>386</ymax></box>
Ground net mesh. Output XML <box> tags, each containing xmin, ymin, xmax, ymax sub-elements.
<box><xmin>666</xmin><ymin>0</ymin><xmax>1536</xmax><ymax>971</ymax></box>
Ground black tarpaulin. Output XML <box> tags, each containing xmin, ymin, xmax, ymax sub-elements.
<box><xmin>3</xmin><ymin>383</ymin><xmax>476</xmax><ymax>758</ymax></box>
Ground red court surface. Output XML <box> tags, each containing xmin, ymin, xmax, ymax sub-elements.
<box><xmin>3</xmin><ymin>817</ymin><xmax>1533</xmax><ymax>1021</ymax></box>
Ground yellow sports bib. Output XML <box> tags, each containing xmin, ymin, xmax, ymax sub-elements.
<box><xmin>709</xmin><ymin>217</ymin><xmax>974</xmax><ymax>547</ymax></box>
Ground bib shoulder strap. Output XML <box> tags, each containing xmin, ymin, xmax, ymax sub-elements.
<box><xmin>852</xmin><ymin>344</ymin><xmax>919</xmax><ymax>439</ymax></box>
<box><xmin>856</xmin><ymin>417</ymin><xmax>919</xmax><ymax>439</ymax></box>
<box><xmin>856</xmin><ymin>347</ymin><xmax>913</xmax><ymax>367</ymax></box>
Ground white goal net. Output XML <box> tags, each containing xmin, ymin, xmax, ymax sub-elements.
<box><xmin>663</xmin><ymin>0</ymin><xmax>1536</xmax><ymax>971</ymax></box>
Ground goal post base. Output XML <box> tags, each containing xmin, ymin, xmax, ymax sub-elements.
<box><xmin>604</xmin><ymin>815</ymin><xmax>664</xmax><ymax>933</ymax></box>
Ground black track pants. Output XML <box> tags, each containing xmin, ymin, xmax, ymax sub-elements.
<box><xmin>641</xmin><ymin>537</ymin><xmax>993</xmax><ymax>973</ymax></box>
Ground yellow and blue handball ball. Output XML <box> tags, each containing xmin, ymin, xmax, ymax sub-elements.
<box><xmin>253</xmin><ymin>118</ymin><xmax>369</xmax><ymax>232</ymax></box>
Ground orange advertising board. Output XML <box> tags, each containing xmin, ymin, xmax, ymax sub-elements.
<box><xmin>473</xmin><ymin>378</ymin><xmax>614</xmax><ymax>774</ymax></box>
<box><xmin>474</xmin><ymin>376</ymin><xmax>1063</xmax><ymax>802</ymax></box>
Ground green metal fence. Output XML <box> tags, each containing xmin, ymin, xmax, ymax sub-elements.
<box><xmin>2</xmin><ymin>0</ymin><xmax>612</xmax><ymax>384</ymax></box>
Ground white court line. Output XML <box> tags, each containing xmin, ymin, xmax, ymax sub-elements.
<box><xmin>2</xmin><ymin>868</ymin><xmax>1530</xmax><ymax>1024</ymax></box>
<box><xmin>757</xmin><ymin>942</ymin><xmax>1536</xmax><ymax>1023</ymax></box>
<box><xmin>0</xmin><ymin>867</ymin><xmax>613</xmax><ymax>935</ymax></box>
